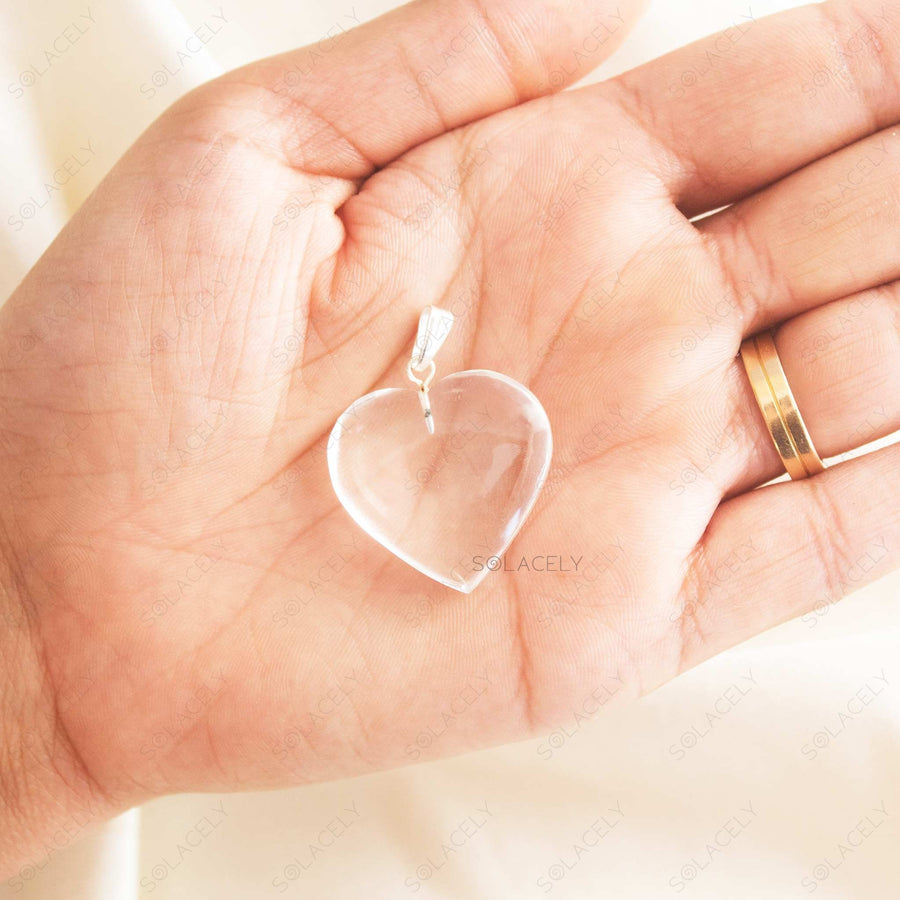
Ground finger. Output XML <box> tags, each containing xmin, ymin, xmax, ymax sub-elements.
<box><xmin>606</xmin><ymin>0</ymin><xmax>900</xmax><ymax>213</ymax></box>
<box><xmin>680</xmin><ymin>281</ymin><xmax>900</xmax><ymax>498</ymax></box>
<box><xmin>221</xmin><ymin>0</ymin><xmax>646</xmax><ymax>176</ymax></box>
<box><xmin>675</xmin><ymin>439</ymin><xmax>900</xmax><ymax>672</ymax></box>
<box><xmin>697</xmin><ymin>126</ymin><xmax>900</xmax><ymax>333</ymax></box>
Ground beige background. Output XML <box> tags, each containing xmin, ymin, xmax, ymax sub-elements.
<box><xmin>1</xmin><ymin>0</ymin><xmax>899</xmax><ymax>897</ymax></box>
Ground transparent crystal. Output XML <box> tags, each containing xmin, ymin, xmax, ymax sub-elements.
<box><xmin>327</xmin><ymin>370</ymin><xmax>553</xmax><ymax>593</ymax></box>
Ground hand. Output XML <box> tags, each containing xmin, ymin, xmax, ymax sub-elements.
<box><xmin>3</xmin><ymin>0</ymin><xmax>899</xmax><ymax>874</ymax></box>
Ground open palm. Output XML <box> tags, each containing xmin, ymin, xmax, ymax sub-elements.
<box><xmin>3</xmin><ymin>0</ymin><xmax>899</xmax><ymax>842</ymax></box>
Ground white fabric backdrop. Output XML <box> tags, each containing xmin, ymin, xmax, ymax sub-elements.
<box><xmin>1</xmin><ymin>0</ymin><xmax>899</xmax><ymax>897</ymax></box>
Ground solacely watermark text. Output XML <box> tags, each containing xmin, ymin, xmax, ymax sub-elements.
<box><xmin>471</xmin><ymin>554</ymin><xmax>583</xmax><ymax>573</ymax></box>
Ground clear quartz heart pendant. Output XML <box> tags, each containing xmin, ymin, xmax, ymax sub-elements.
<box><xmin>327</xmin><ymin>305</ymin><xmax>553</xmax><ymax>593</ymax></box>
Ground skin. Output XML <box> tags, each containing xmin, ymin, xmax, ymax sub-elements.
<box><xmin>3</xmin><ymin>0</ymin><xmax>900</xmax><ymax>876</ymax></box>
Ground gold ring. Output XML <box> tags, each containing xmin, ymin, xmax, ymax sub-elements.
<box><xmin>740</xmin><ymin>331</ymin><xmax>825</xmax><ymax>480</ymax></box>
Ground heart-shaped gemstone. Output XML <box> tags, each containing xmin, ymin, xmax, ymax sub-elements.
<box><xmin>327</xmin><ymin>369</ymin><xmax>552</xmax><ymax>593</ymax></box>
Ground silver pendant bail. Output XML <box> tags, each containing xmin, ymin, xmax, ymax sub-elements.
<box><xmin>410</xmin><ymin>305</ymin><xmax>454</xmax><ymax>371</ymax></box>
<box><xmin>408</xmin><ymin>305</ymin><xmax>454</xmax><ymax>434</ymax></box>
